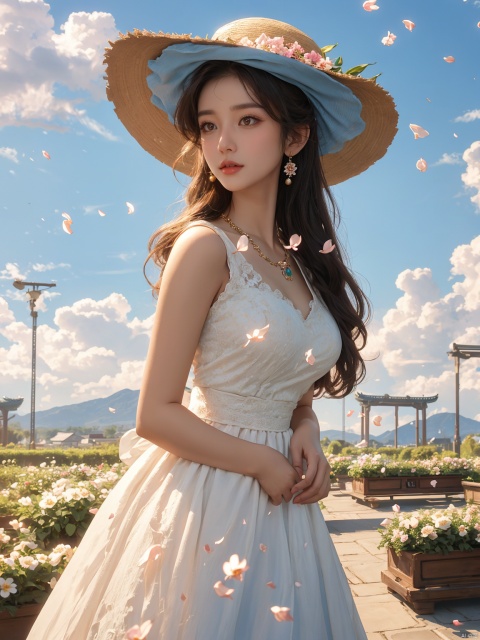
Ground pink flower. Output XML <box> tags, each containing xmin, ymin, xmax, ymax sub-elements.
<box><xmin>400</xmin><ymin>534</ymin><xmax>409</xmax><ymax>543</ymax></box>
<box><xmin>238</xmin><ymin>36</ymin><xmax>254</xmax><ymax>47</ymax></box>
<box><xmin>304</xmin><ymin>50</ymin><xmax>322</xmax><ymax>65</ymax></box>
<box><xmin>380</xmin><ymin>518</ymin><xmax>391</xmax><ymax>527</ymax></box>
<box><xmin>254</xmin><ymin>33</ymin><xmax>270</xmax><ymax>48</ymax></box>
<box><xmin>381</xmin><ymin>31</ymin><xmax>397</xmax><ymax>46</ymax></box>
<box><xmin>125</xmin><ymin>620</ymin><xmax>153</xmax><ymax>639</ymax></box>
<box><xmin>223</xmin><ymin>554</ymin><xmax>249</xmax><ymax>581</ymax></box>
<box><xmin>266</xmin><ymin>36</ymin><xmax>288</xmax><ymax>55</ymax></box>
<box><xmin>392</xmin><ymin>504</ymin><xmax>401</xmax><ymax>513</ymax></box>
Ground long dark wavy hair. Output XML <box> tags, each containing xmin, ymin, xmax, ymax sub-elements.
<box><xmin>145</xmin><ymin>60</ymin><xmax>371</xmax><ymax>398</ymax></box>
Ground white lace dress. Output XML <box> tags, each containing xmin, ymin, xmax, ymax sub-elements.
<box><xmin>27</xmin><ymin>222</ymin><xmax>367</xmax><ymax>640</ymax></box>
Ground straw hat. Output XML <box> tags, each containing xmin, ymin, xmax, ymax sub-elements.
<box><xmin>104</xmin><ymin>17</ymin><xmax>398</xmax><ymax>185</ymax></box>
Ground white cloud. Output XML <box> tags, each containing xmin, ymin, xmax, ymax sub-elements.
<box><xmin>31</xmin><ymin>262</ymin><xmax>70</xmax><ymax>272</ymax></box>
<box><xmin>365</xmin><ymin>236</ymin><xmax>480</xmax><ymax>420</ymax></box>
<box><xmin>0</xmin><ymin>262</ymin><xmax>26</xmax><ymax>280</ymax></box>
<box><xmin>434</xmin><ymin>152</ymin><xmax>462</xmax><ymax>166</ymax></box>
<box><xmin>461</xmin><ymin>141</ymin><xmax>480</xmax><ymax>210</ymax></box>
<box><xmin>0</xmin><ymin>146</ymin><xmax>18</xmax><ymax>163</ymax></box>
<box><xmin>454</xmin><ymin>109</ymin><xmax>480</xmax><ymax>123</ymax></box>
<box><xmin>0</xmin><ymin>293</ymin><xmax>151</xmax><ymax>409</ymax></box>
<box><xmin>0</xmin><ymin>1</ymin><xmax>118</xmax><ymax>136</ymax></box>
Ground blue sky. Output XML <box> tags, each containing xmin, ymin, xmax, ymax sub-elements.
<box><xmin>1</xmin><ymin>0</ymin><xmax>479</xmax><ymax>435</ymax></box>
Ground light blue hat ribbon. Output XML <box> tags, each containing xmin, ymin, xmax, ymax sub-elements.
<box><xmin>147</xmin><ymin>43</ymin><xmax>365</xmax><ymax>156</ymax></box>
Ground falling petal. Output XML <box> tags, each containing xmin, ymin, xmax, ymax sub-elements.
<box><xmin>346</xmin><ymin>409</ymin><xmax>354</xmax><ymax>417</ymax></box>
<box><xmin>109</xmin><ymin>513</ymin><xmax>114</xmax><ymax>519</ymax></box>
<box><xmin>294</xmin><ymin>581</ymin><xmax>302</xmax><ymax>587</ymax></box>
<box><xmin>430</xmin><ymin>479</ymin><xmax>437</xmax><ymax>487</ymax></box>
<box><xmin>108</xmin><ymin>407</ymin><xmax>116</xmax><ymax>414</ymax></box>
<box><xmin>180</xmin><ymin>593</ymin><xmax>187</xmax><ymax>601</ymax></box>
<box><xmin>452</xmin><ymin>620</ymin><xmax>464</xmax><ymax>626</ymax></box>
<box><xmin>443</xmin><ymin>56</ymin><xmax>455</xmax><ymax>63</ymax></box>
<box><xmin>373</xmin><ymin>415</ymin><xmax>382</xmax><ymax>426</ymax></box>
<box><xmin>215</xmin><ymin>536</ymin><xmax>225</xmax><ymax>545</ymax></box>
<box><xmin>283</xmin><ymin>234</ymin><xmax>302</xmax><ymax>250</ymax></box>
<box><xmin>478</xmin><ymin>22</ymin><xmax>480</xmax><ymax>28</ymax></box>
<box><xmin>426</xmin><ymin>97</ymin><xmax>431</xmax><ymax>103</ymax></box>
<box><xmin>42</xmin><ymin>150</ymin><xmax>51</xmax><ymax>160</ymax></box>
<box><xmin>416</xmin><ymin>157</ymin><xmax>428</xmax><ymax>172</ymax></box>
<box><xmin>62</xmin><ymin>212</ymin><xmax>72</xmax><ymax>221</ymax></box>
<box><xmin>319</xmin><ymin>239</ymin><xmax>335</xmax><ymax>254</ymax></box>
<box><xmin>453</xmin><ymin>133</ymin><xmax>458</xmax><ymax>138</ymax></box>
<box><xmin>243</xmin><ymin>324</ymin><xmax>270</xmax><ymax>347</ymax></box>
<box><xmin>242</xmin><ymin>518</ymin><xmax>247</xmax><ymax>525</ymax></box>
<box><xmin>409</xmin><ymin>124</ymin><xmax>429</xmax><ymax>139</ymax></box>
<box><xmin>362</xmin><ymin>0</ymin><xmax>379</xmax><ymax>11</ymax></box>
<box><xmin>305</xmin><ymin>349</ymin><xmax>315</xmax><ymax>365</ymax></box>
<box><xmin>266</xmin><ymin>581</ymin><xmax>276</xmax><ymax>589</ymax></box>
<box><xmin>138</xmin><ymin>544</ymin><xmax>163</xmax><ymax>567</ymax></box>
<box><xmin>125</xmin><ymin>620</ymin><xmax>153</xmax><ymax>640</ymax></box>
<box><xmin>402</xmin><ymin>19</ymin><xmax>415</xmax><ymax>31</ymax></box>
<box><xmin>204</xmin><ymin>544</ymin><xmax>212</xmax><ymax>553</ymax></box>
<box><xmin>88</xmin><ymin>508</ymin><xmax>98</xmax><ymax>515</ymax></box>
<box><xmin>62</xmin><ymin>219</ymin><xmax>73</xmax><ymax>235</ymax></box>
<box><xmin>259</xmin><ymin>543</ymin><xmax>267</xmax><ymax>552</ymax></box>
<box><xmin>271</xmin><ymin>606</ymin><xmax>294</xmax><ymax>622</ymax></box>
<box><xmin>380</xmin><ymin>518</ymin><xmax>392</xmax><ymax>527</ymax></box>
<box><xmin>233</xmin><ymin>234</ymin><xmax>249</xmax><ymax>253</ymax></box>
<box><xmin>213</xmin><ymin>581</ymin><xmax>234</xmax><ymax>599</ymax></box>
<box><xmin>98</xmin><ymin>209</ymin><xmax>107</xmax><ymax>217</ymax></box>
<box><xmin>358</xmin><ymin>412</ymin><xmax>365</xmax><ymax>418</ymax></box>
<box><xmin>381</xmin><ymin>31</ymin><xmax>396</xmax><ymax>46</ymax></box>
<box><xmin>126</xmin><ymin>201</ymin><xmax>135</xmax><ymax>215</ymax></box>
<box><xmin>392</xmin><ymin>504</ymin><xmax>401</xmax><ymax>513</ymax></box>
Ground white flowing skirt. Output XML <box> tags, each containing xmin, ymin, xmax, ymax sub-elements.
<box><xmin>27</xmin><ymin>425</ymin><xmax>367</xmax><ymax>640</ymax></box>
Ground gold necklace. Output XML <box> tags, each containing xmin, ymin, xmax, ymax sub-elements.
<box><xmin>221</xmin><ymin>214</ymin><xmax>293</xmax><ymax>281</ymax></box>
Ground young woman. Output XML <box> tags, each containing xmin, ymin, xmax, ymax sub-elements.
<box><xmin>28</xmin><ymin>17</ymin><xmax>397</xmax><ymax>639</ymax></box>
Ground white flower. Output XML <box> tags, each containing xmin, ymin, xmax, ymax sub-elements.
<box><xmin>40</xmin><ymin>462</ymin><xmax>47</xmax><ymax>468</ymax></box>
<box><xmin>0</xmin><ymin>577</ymin><xmax>17</xmax><ymax>598</ymax></box>
<box><xmin>420</xmin><ymin>525</ymin><xmax>435</xmax><ymax>537</ymax></box>
<box><xmin>0</xmin><ymin>530</ymin><xmax>11</xmax><ymax>544</ymax></box>
<box><xmin>400</xmin><ymin>534</ymin><xmax>409</xmax><ymax>543</ymax></box>
<box><xmin>48</xmin><ymin>552</ymin><xmax>63</xmax><ymax>567</ymax></box>
<box><xmin>18</xmin><ymin>496</ymin><xmax>32</xmax><ymax>506</ymax></box>
<box><xmin>39</xmin><ymin>494</ymin><xmax>58</xmax><ymax>509</ymax></box>
<box><xmin>10</xmin><ymin>482</ymin><xmax>18</xmax><ymax>489</ymax></box>
<box><xmin>19</xmin><ymin>556</ymin><xmax>39</xmax><ymax>570</ymax></box>
<box><xmin>8</xmin><ymin>519</ymin><xmax>24</xmax><ymax>530</ymax></box>
<box><xmin>35</xmin><ymin>553</ymin><xmax>48</xmax><ymax>563</ymax></box>
<box><xmin>458</xmin><ymin>525</ymin><xmax>468</xmax><ymax>537</ymax></box>
<box><xmin>3</xmin><ymin>557</ymin><xmax>15</xmax><ymax>567</ymax></box>
<box><xmin>433</xmin><ymin>517</ymin><xmax>451</xmax><ymax>531</ymax></box>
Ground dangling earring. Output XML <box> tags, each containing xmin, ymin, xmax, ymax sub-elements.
<box><xmin>284</xmin><ymin>156</ymin><xmax>297</xmax><ymax>186</ymax></box>
<box><xmin>208</xmin><ymin>172</ymin><xmax>216</xmax><ymax>183</ymax></box>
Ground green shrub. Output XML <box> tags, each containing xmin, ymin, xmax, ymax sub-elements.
<box><xmin>441</xmin><ymin>450</ymin><xmax>458</xmax><ymax>458</ymax></box>
<box><xmin>327</xmin><ymin>440</ymin><xmax>343</xmax><ymax>455</ymax></box>
<box><xmin>0</xmin><ymin>444</ymin><xmax>120</xmax><ymax>466</ymax></box>
<box><xmin>341</xmin><ymin>446</ymin><xmax>358</xmax><ymax>456</ymax></box>
<box><xmin>398</xmin><ymin>447</ymin><xmax>414</xmax><ymax>461</ymax></box>
<box><xmin>461</xmin><ymin>435</ymin><xmax>480</xmax><ymax>458</ymax></box>
<box><xmin>375</xmin><ymin>447</ymin><xmax>402</xmax><ymax>459</ymax></box>
<box><xmin>410</xmin><ymin>445</ymin><xmax>440</xmax><ymax>460</ymax></box>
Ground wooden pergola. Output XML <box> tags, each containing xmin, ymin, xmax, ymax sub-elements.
<box><xmin>354</xmin><ymin>392</ymin><xmax>439</xmax><ymax>447</ymax></box>
<box><xmin>0</xmin><ymin>397</ymin><xmax>24</xmax><ymax>447</ymax></box>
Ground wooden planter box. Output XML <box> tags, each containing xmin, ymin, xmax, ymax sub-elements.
<box><xmin>350</xmin><ymin>475</ymin><xmax>464</xmax><ymax>507</ymax></box>
<box><xmin>381</xmin><ymin>548</ymin><xmax>480</xmax><ymax>614</ymax></box>
<box><xmin>462</xmin><ymin>480</ymin><xmax>480</xmax><ymax>505</ymax></box>
<box><xmin>0</xmin><ymin>603</ymin><xmax>43</xmax><ymax>640</ymax></box>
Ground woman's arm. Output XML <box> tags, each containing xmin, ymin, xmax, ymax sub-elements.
<box><xmin>289</xmin><ymin>386</ymin><xmax>331</xmax><ymax>503</ymax></box>
<box><xmin>136</xmin><ymin>225</ymin><xmax>298</xmax><ymax>504</ymax></box>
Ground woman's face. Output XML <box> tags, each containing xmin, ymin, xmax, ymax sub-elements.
<box><xmin>197</xmin><ymin>74</ymin><xmax>285</xmax><ymax>193</ymax></box>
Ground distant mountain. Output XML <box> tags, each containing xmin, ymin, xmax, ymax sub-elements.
<box><xmin>375</xmin><ymin>413</ymin><xmax>480</xmax><ymax>446</ymax></box>
<box><xmin>17</xmin><ymin>389</ymin><xmax>140</xmax><ymax>430</ymax></box>
<box><xmin>319</xmin><ymin>429</ymin><xmax>361</xmax><ymax>444</ymax></box>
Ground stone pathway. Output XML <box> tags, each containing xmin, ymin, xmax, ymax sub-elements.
<box><xmin>323</xmin><ymin>485</ymin><xmax>480</xmax><ymax>640</ymax></box>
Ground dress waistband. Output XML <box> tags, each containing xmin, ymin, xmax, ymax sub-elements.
<box><xmin>189</xmin><ymin>386</ymin><xmax>295</xmax><ymax>432</ymax></box>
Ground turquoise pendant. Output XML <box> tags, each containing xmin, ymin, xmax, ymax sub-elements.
<box><xmin>282</xmin><ymin>265</ymin><xmax>293</xmax><ymax>281</ymax></box>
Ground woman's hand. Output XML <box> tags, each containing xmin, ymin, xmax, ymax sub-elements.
<box><xmin>254</xmin><ymin>447</ymin><xmax>300</xmax><ymax>506</ymax></box>
<box><xmin>289</xmin><ymin>423</ymin><xmax>331</xmax><ymax>504</ymax></box>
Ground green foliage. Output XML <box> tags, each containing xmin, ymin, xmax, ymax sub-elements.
<box><xmin>441</xmin><ymin>450</ymin><xmax>458</xmax><ymax>459</ymax></box>
<box><xmin>0</xmin><ymin>444</ymin><xmax>120</xmax><ymax>466</ymax></box>
<box><xmin>320</xmin><ymin>437</ymin><xmax>330</xmax><ymax>447</ymax></box>
<box><xmin>461</xmin><ymin>435</ymin><xmax>480</xmax><ymax>458</ymax></box>
<box><xmin>398</xmin><ymin>447</ymin><xmax>414</xmax><ymax>461</ymax></box>
<box><xmin>375</xmin><ymin>447</ymin><xmax>402</xmax><ymax>459</ymax></box>
<box><xmin>341</xmin><ymin>446</ymin><xmax>358</xmax><ymax>456</ymax></box>
<box><xmin>326</xmin><ymin>440</ymin><xmax>343</xmax><ymax>455</ymax></box>
<box><xmin>410</xmin><ymin>445</ymin><xmax>440</xmax><ymax>461</ymax></box>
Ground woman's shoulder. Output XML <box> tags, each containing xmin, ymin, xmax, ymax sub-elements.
<box><xmin>170</xmin><ymin>221</ymin><xmax>228</xmax><ymax>271</ymax></box>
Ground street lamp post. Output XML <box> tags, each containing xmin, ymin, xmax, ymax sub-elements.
<box><xmin>447</xmin><ymin>343</ymin><xmax>480</xmax><ymax>455</ymax></box>
<box><xmin>13</xmin><ymin>280</ymin><xmax>56</xmax><ymax>450</ymax></box>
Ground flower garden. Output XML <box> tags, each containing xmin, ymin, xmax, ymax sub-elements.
<box><xmin>0</xmin><ymin>455</ymin><xmax>126</xmax><ymax>616</ymax></box>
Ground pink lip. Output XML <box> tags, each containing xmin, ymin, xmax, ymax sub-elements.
<box><xmin>221</xmin><ymin>165</ymin><xmax>243</xmax><ymax>175</ymax></box>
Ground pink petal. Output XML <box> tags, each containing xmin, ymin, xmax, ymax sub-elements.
<box><xmin>271</xmin><ymin>606</ymin><xmax>294</xmax><ymax>622</ymax></box>
<box><xmin>305</xmin><ymin>349</ymin><xmax>316</xmax><ymax>365</ymax></box>
<box><xmin>204</xmin><ymin>544</ymin><xmax>212</xmax><ymax>553</ymax></box>
<box><xmin>443</xmin><ymin>56</ymin><xmax>455</xmax><ymax>63</ymax></box>
<box><xmin>108</xmin><ymin>407</ymin><xmax>116</xmax><ymax>413</ymax></box>
<box><xmin>478</xmin><ymin>22</ymin><xmax>480</xmax><ymax>28</ymax></box>
<box><xmin>138</xmin><ymin>545</ymin><xmax>163</xmax><ymax>567</ymax></box>
<box><xmin>266</xmin><ymin>581</ymin><xmax>276</xmax><ymax>588</ymax></box>
<box><xmin>409</xmin><ymin>124</ymin><xmax>429</xmax><ymax>140</ymax></box>
<box><xmin>259</xmin><ymin>543</ymin><xmax>267</xmax><ymax>552</ymax></box>
<box><xmin>284</xmin><ymin>234</ymin><xmax>302</xmax><ymax>250</ymax></box>
<box><xmin>416</xmin><ymin>157</ymin><xmax>428</xmax><ymax>172</ymax></box>
<box><xmin>213</xmin><ymin>580</ymin><xmax>234</xmax><ymax>599</ymax></box>
<box><xmin>215</xmin><ymin>536</ymin><xmax>225</xmax><ymax>545</ymax></box>
<box><xmin>180</xmin><ymin>593</ymin><xmax>187</xmax><ymax>601</ymax></box>
<box><xmin>62</xmin><ymin>219</ymin><xmax>73</xmax><ymax>235</ymax></box>
<box><xmin>319</xmin><ymin>239</ymin><xmax>335</xmax><ymax>254</ymax></box>
<box><xmin>363</xmin><ymin>0</ymin><xmax>379</xmax><ymax>11</ymax></box>
<box><xmin>98</xmin><ymin>209</ymin><xmax>107</xmax><ymax>217</ymax></box>
<box><xmin>373</xmin><ymin>415</ymin><xmax>382</xmax><ymax>426</ymax></box>
<box><xmin>126</xmin><ymin>201</ymin><xmax>135</xmax><ymax>215</ymax></box>
<box><xmin>454</xmin><ymin>133</ymin><xmax>458</xmax><ymax>138</ymax></box>
<box><xmin>88</xmin><ymin>508</ymin><xmax>98</xmax><ymax>515</ymax></box>
<box><xmin>380</xmin><ymin>518</ymin><xmax>392</xmax><ymax>527</ymax></box>
<box><xmin>430</xmin><ymin>480</ymin><xmax>437</xmax><ymax>487</ymax></box>
<box><xmin>452</xmin><ymin>620</ymin><xmax>463</xmax><ymax>626</ymax></box>
<box><xmin>392</xmin><ymin>504</ymin><xmax>401</xmax><ymax>513</ymax></box>
<box><xmin>346</xmin><ymin>409</ymin><xmax>354</xmax><ymax>417</ymax></box>
<box><xmin>62</xmin><ymin>212</ymin><xmax>72</xmax><ymax>221</ymax></box>
<box><xmin>294</xmin><ymin>581</ymin><xmax>302</xmax><ymax>587</ymax></box>
<box><xmin>109</xmin><ymin>513</ymin><xmax>114</xmax><ymax>519</ymax></box>
<box><xmin>125</xmin><ymin>620</ymin><xmax>153</xmax><ymax>640</ymax></box>
<box><xmin>242</xmin><ymin>518</ymin><xmax>247</xmax><ymax>525</ymax></box>
<box><xmin>42</xmin><ymin>150</ymin><xmax>51</xmax><ymax>160</ymax></box>
<box><xmin>358</xmin><ymin>412</ymin><xmax>365</xmax><ymax>418</ymax></box>
<box><xmin>233</xmin><ymin>235</ymin><xmax>249</xmax><ymax>253</ymax></box>
<box><xmin>402</xmin><ymin>20</ymin><xmax>415</xmax><ymax>31</ymax></box>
